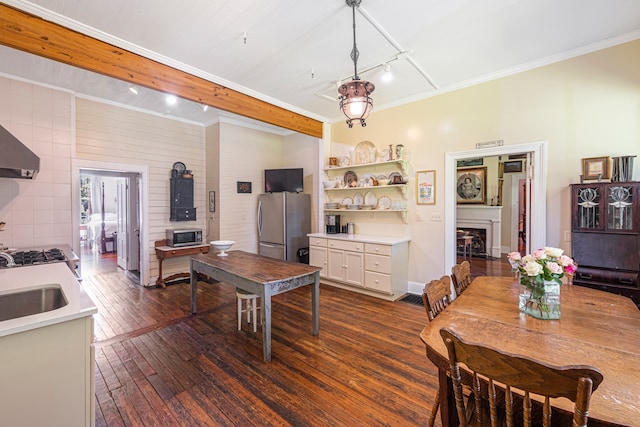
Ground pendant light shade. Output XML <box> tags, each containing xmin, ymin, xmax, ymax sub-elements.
<box><xmin>338</xmin><ymin>0</ymin><xmax>375</xmax><ymax>128</ymax></box>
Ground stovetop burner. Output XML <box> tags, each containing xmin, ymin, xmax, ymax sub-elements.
<box><xmin>0</xmin><ymin>248</ymin><xmax>68</xmax><ymax>268</ymax></box>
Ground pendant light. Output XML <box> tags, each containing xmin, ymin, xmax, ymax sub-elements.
<box><xmin>338</xmin><ymin>0</ymin><xmax>375</xmax><ymax>128</ymax></box>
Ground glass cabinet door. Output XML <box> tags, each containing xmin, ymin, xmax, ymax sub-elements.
<box><xmin>607</xmin><ymin>185</ymin><xmax>634</xmax><ymax>230</ymax></box>
<box><xmin>576</xmin><ymin>187</ymin><xmax>600</xmax><ymax>229</ymax></box>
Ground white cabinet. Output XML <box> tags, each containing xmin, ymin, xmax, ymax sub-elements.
<box><xmin>309</xmin><ymin>233</ymin><xmax>409</xmax><ymax>301</ymax></box>
<box><xmin>326</xmin><ymin>239</ymin><xmax>364</xmax><ymax>287</ymax></box>
<box><xmin>0</xmin><ymin>316</ymin><xmax>95</xmax><ymax>427</ymax></box>
<box><xmin>309</xmin><ymin>237</ymin><xmax>327</xmax><ymax>276</ymax></box>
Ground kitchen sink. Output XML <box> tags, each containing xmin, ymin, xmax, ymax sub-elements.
<box><xmin>0</xmin><ymin>286</ymin><xmax>68</xmax><ymax>322</ymax></box>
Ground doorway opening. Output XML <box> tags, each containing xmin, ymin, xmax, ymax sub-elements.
<box><xmin>72</xmin><ymin>159</ymin><xmax>150</xmax><ymax>286</ymax></box>
<box><xmin>445</xmin><ymin>141</ymin><xmax>547</xmax><ymax>276</ymax></box>
<box><xmin>79</xmin><ymin>170</ymin><xmax>141</xmax><ymax>284</ymax></box>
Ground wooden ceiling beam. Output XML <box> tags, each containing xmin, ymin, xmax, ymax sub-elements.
<box><xmin>0</xmin><ymin>4</ymin><xmax>323</xmax><ymax>138</ymax></box>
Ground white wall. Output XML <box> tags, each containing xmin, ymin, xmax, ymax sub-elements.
<box><xmin>0</xmin><ymin>77</ymin><xmax>73</xmax><ymax>249</ymax></box>
<box><xmin>75</xmin><ymin>98</ymin><xmax>205</xmax><ymax>284</ymax></box>
<box><xmin>206</xmin><ymin>121</ymin><xmax>319</xmax><ymax>253</ymax></box>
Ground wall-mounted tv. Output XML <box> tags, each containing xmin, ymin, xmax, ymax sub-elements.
<box><xmin>264</xmin><ymin>168</ymin><xmax>304</xmax><ymax>193</ymax></box>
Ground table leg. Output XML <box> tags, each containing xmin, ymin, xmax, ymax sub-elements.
<box><xmin>156</xmin><ymin>258</ymin><xmax>166</xmax><ymax>287</ymax></box>
<box><xmin>262</xmin><ymin>292</ymin><xmax>272</xmax><ymax>361</ymax></box>
<box><xmin>190</xmin><ymin>263</ymin><xmax>198</xmax><ymax>314</ymax></box>
<box><xmin>312</xmin><ymin>273</ymin><xmax>320</xmax><ymax>335</ymax></box>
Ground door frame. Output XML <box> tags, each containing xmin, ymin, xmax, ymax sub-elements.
<box><xmin>72</xmin><ymin>159</ymin><xmax>149</xmax><ymax>286</ymax></box>
<box><xmin>510</xmin><ymin>173</ymin><xmax>527</xmax><ymax>253</ymax></box>
<box><xmin>444</xmin><ymin>141</ymin><xmax>547</xmax><ymax>274</ymax></box>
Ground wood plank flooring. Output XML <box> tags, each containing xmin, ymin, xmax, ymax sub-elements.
<box><xmin>83</xmin><ymin>250</ymin><xmax>512</xmax><ymax>426</ymax></box>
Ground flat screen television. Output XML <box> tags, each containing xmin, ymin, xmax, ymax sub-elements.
<box><xmin>264</xmin><ymin>168</ymin><xmax>304</xmax><ymax>193</ymax></box>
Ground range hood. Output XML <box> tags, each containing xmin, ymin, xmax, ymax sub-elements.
<box><xmin>0</xmin><ymin>125</ymin><xmax>39</xmax><ymax>179</ymax></box>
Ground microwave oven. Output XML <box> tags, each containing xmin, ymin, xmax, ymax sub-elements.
<box><xmin>166</xmin><ymin>228</ymin><xmax>203</xmax><ymax>247</ymax></box>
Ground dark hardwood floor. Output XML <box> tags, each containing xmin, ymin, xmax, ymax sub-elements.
<box><xmin>81</xmin><ymin>248</ymin><xmax>512</xmax><ymax>426</ymax></box>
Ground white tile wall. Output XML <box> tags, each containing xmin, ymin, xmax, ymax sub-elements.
<box><xmin>0</xmin><ymin>76</ymin><xmax>73</xmax><ymax>250</ymax></box>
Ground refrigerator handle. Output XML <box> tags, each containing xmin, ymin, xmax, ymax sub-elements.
<box><xmin>257</xmin><ymin>200</ymin><xmax>262</xmax><ymax>238</ymax></box>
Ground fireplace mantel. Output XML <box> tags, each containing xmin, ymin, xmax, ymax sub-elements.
<box><xmin>456</xmin><ymin>206</ymin><xmax>502</xmax><ymax>258</ymax></box>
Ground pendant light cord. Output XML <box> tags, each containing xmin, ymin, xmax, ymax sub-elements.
<box><xmin>350</xmin><ymin>2</ymin><xmax>360</xmax><ymax>80</ymax></box>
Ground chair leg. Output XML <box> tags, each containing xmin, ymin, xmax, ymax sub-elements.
<box><xmin>237</xmin><ymin>297</ymin><xmax>242</xmax><ymax>331</ymax></box>
<box><xmin>428</xmin><ymin>391</ymin><xmax>440</xmax><ymax>427</ymax></box>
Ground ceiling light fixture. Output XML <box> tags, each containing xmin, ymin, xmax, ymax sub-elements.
<box><xmin>201</xmin><ymin>104</ymin><xmax>209</xmax><ymax>112</ymax></box>
<box><xmin>165</xmin><ymin>95</ymin><xmax>177</xmax><ymax>106</ymax></box>
<box><xmin>381</xmin><ymin>63</ymin><xmax>393</xmax><ymax>83</ymax></box>
<box><xmin>128</xmin><ymin>85</ymin><xmax>138</xmax><ymax>95</ymax></box>
<box><xmin>338</xmin><ymin>0</ymin><xmax>374</xmax><ymax>128</ymax></box>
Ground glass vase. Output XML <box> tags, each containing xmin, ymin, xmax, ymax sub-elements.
<box><xmin>518</xmin><ymin>280</ymin><xmax>561</xmax><ymax>320</ymax></box>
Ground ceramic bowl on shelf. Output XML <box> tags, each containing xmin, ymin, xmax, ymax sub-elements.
<box><xmin>377</xmin><ymin>178</ymin><xmax>390</xmax><ymax>186</ymax></box>
<box><xmin>323</xmin><ymin>180</ymin><xmax>339</xmax><ymax>189</ymax></box>
<box><xmin>210</xmin><ymin>240</ymin><xmax>234</xmax><ymax>256</ymax></box>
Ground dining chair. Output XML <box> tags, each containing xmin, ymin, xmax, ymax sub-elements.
<box><xmin>451</xmin><ymin>261</ymin><xmax>472</xmax><ymax>297</ymax></box>
<box><xmin>422</xmin><ymin>275</ymin><xmax>453</xmax><ymax>427</ymax></box>
<box><xmin>422</xmin><ymin>275</ymin><xmax>452</xmax><ymax>321</ymax></box>
<box><xmin>440</xmin><ymin>327</ymin><xmax>604</xmax><ymax>427</ymax></box>
<box><xmin>236</xmin><ymin>289</ymin><xmax>261</xmax><ymax>333</ymax></box>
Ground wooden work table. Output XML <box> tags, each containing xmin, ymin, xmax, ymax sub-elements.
<box><xmin>190</xmin><ymin>250</ymin><xmax>321</xmax><ymax>361</ymax></box>
<box><xmin>420</xmin><ymin>276</ymin><xmax>640</xmax><ymax>427</ymax></box>
<box><xmin>154</xmin><ymin>240</ymin><xmax>209</xmax><ymax>287</ymax></box>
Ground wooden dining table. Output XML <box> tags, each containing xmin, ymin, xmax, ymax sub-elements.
<box><xmin>420</xmin><ymin>276</ymin><xmax>640</xmax><ymax>427</ymax></box>
<box><xmin>190</xmin><ymin>250</ymin><xmax>321</xmax><ymax>362</ymax></box>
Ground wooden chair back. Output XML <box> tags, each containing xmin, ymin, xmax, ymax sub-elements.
<box><xmin>422</xmin><ymin>276</ymin><xmax>452</xmax><ymax>321</ymax></box>
<box><xmin>451</xmin><ymin>261</ymin><xmax>471</xmax><ymax>296</ymax></box>
<box><xmin>440</xmin><ymin>328</ymin><xmax>604</xmax><ymax>427</ymax></box>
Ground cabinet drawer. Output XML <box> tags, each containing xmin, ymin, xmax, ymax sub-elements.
<box><xmin>309</xmin><ymin>237</ymin><xmax>327</xmax><ymax>247</ymax></box>
<box><xmin>328</xmin><ymin>239</ymin><xmax>363</xmax><ymax>252</ymax></box>
<box><xmin>365</xmin><ymin>253</ymin><xmax>391</xmax><ymax>274</ymax></box>
<box><xmin>575</xmin><ymin>267</ymin><xmax>639</xmax><ymax>288</ymax></box>
<box><xmin>365</xmin><ymin>243</ymin><xmax>392</xmax><ymax>256</ymax></box>
<box><xmin>365</xmin><ymin>271</ymin><xmax>392</xmax><ymax>293</ymax></box>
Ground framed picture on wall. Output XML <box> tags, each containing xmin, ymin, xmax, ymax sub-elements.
<box><xmin>503</xmin><ymin>160</ymin><xmax>523</xmax><ymax>173</ymax></box>
<box><xmin>456</xmin><ymin>167</ymin><xmax>487</xmax><ymax>204</ymax></box>
<box><xmin>582</xmin><ymin>156</ymin><xmax>610</xmax><ymax>180</ymax></box>
<box><xmin>416</xmin><ymin>170</ymin><xmax>435</xmax><ymax>205</ymax></box>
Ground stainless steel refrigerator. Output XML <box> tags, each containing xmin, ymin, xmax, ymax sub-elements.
<box><xmin>257</xmin><ymin>192</ymin><xmax>310</xmax><ymax>261</ymax></box>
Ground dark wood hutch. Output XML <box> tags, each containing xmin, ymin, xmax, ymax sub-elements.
<box><xmin>570</xmin><ymin>182</ymin><xmax>640</xmax><ymax>305</ymax></box>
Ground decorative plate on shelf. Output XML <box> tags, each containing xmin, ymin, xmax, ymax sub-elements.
<box><xmin>388</xmin><ymin>172</ymin><xmax>404</xmax><ymax>184</ymax></box>
<box><xmin>377</xmin><ymin>195</ymin><xmax>391</xmax><ymax>210</ymax></box>
<box><xmin>344</xmin><ymin>170</ymin><xmax>358</xmax><ymax>187</ymax></box>
<box><xmin>342</xmin><ymin>197</ymin><xmax>353</xmax><ymax>206</ymax></box>
<box><xmin>354</xmin><ymin>140</ymin><xmax>376</xmax><ymax>164</ymax></box>
<box><xmin>364</xmin><ymin>191</ymin><xmax>377</xmax><ymax>207</ymax></box>
<box><xmin>353</xmin><ymin>192</ymin><xmax>364</xmax><ymax>205</ymax></box>
<box><xmin>340</xmin><ymin>156</ymin><xmax>350</xmax><ymax>167</ymax></box>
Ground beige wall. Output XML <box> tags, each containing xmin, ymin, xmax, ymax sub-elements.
<box><xmin>331</xmin><ymin>39</ymin><xmax>640</xmax><ymax>288</ymax></box>
<box><xmin>0</xmin><ymin>77</ymin><xmax>73</xmax><ymax>249</ymax></box>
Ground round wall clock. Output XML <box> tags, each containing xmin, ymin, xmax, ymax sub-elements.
<box><xmin>172</xmin><ymin>161</ymin><xmax>186</xmax><ymax>172</ymax></box>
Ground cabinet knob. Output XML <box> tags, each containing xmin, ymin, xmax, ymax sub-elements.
<box><xmin>375</xmin><ymin>262</ymin><xmax>379</xmax><ymax>265</ymax></box>
<box><xmin>375</xmin><ymin>280</ymin><xmax>379</xmax><ymax>283</ymax></box>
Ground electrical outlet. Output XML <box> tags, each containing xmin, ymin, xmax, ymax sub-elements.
<box><xmin>431</xmin><ymin>213</ymin><xmax>442</xmax><ymax>222</ymax></box>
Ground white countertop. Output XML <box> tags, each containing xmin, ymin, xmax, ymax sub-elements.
<box><xmin>0</xmin><ymin>263</ymin><xmax>98</xmax><ymax>338</ymax></box>
<box><xmin>308</xmin><ymin>232</ymin><xmax>410</xmax><ymax>245</ymax></box>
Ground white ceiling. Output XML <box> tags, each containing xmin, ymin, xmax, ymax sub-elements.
<box><xmin>2</xmin><ymin>0</ymin><xmax>640</xmax><ymax>130</ymax></box>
